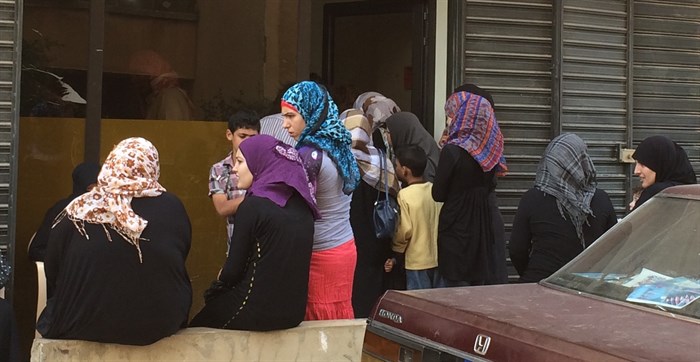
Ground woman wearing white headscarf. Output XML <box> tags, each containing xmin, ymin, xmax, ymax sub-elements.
<box><xmin>38</xmin><ymin>137</ymin><xmax>192</xmax><ymax>345</ymax></box>
<box><xmin>341</xmin><ymin>108</ymin><xmax>400</xmax><ymax>317</ymax></box>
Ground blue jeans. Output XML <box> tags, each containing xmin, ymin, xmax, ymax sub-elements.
<box><xmin>406</xmin><ymin>267</ymin><xmax>445</xmax><ymax>290</ymax></box>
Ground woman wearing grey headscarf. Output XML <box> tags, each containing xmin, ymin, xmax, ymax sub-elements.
<box><xmin>385</xmin><ymin>112</ymin><xmax>441</xmax><ymax>182</ymax></box>
<box><xmin>509</xmin><ymin>133</ymin><xmax>617</xmax><ymax>282</ymax></box>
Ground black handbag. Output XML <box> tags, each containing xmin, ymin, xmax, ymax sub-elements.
<box><xmin>203</xmin><ymin>279</ymin><xmax>232</xmax><ymax>303</ymax></box>
<box><xmin>373</xmin><ymin>149</ymin><xmax>399</xmax><ymax>239</ymax></box>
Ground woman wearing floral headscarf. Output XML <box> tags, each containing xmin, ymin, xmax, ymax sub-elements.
<box><xmin>509</xmin><ymin>133</ymin><xmax>617</xmax><ymax>282</ymax></box>
<box><xmin>37</xmin><ymin>137</ymin><xmax>192</xmax><ymax>346</ymax></box>
<box><xmin>281</xmin><ymin>81</ymin><xmax>360</xmax><ymax>320</ymax></box>
<box><xmin>190</xmin><ymin>135</ymin><xmax>319</xmax><ymax>330</ymax></box>
<box><xmin>432</xmin><ymin>91</ymin><xmax>508</xmax><ymax>286</ymax></box>
<box><xmin>341</xmin><ymin>108</ymin><xmax>400</xmax><ymax>317</ymax></box>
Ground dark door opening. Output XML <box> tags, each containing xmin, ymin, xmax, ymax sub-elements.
<box><xmin>322</xmin><ymin>0</ymin><xmax>433</xmax><ymax>128</ymax></box>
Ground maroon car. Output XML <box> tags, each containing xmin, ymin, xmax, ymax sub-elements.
<box><xmin>363</xmin><ymin>185</ymin><xmax>700</xmax><ymax>361</ymax></box>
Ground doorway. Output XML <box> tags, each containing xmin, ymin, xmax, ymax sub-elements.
<box><xmin>322</xmin><ymin>0</ymin><xmax>433</xmax><ymax>128</ymax></box>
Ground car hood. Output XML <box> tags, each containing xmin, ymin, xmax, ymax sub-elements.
<box><xmin>368</xmin><ymin>284</ymin><xmax>700</xmax><ymax>361</ymax></box>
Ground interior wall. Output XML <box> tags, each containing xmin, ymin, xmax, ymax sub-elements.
<box><xmin>22</xmin><ymin>2</ymin><xmax>276</xmax><ymax>118</ymax></box>
<box><xmin>309</xmin><ymin>0</ymin><xmax>359</xmax><ymax>79</ymax></box>
<box><xmin>332</xmin><ymin>12</ymin><xmax>413</xmax><ymax>111</ymax></box>
<box><xmin>264</xmin><ymin>0</ymin><xmax>301</xmax><ymax>102</ymax></box>
<box><xmin>23</xmin><ymin>7</ymin><xmax>198</xmax><ymax>77</ymax></box>
<box><xmin>193</xmin><ymin>1</ymin><xmax>266</xmax><ymax>106</ymax></box>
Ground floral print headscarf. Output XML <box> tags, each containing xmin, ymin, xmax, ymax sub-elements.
<box><xmin>60</xmin><ymin>137</ymin><xmax>166</xmax><ymax>262</ymax></box>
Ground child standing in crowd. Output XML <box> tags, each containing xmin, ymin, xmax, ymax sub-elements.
<box><xmin>208</xmin><ymin>110</ymin><xmax>260</xmax><ymax>253</ymax></box>
<box><xmin>384</xmin><ymin>145</ymin><xmax>443</xmax><ymax>290</ymax></box>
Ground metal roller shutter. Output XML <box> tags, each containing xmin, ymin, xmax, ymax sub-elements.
<box><xmin>462</xmin><ymin>0</ymin><xmax>553</xmax><ymax>231</ymax></box>
<box><xmin>561</xmin><ymin>0</ymin><xmax>629</xmax><ymax>214</ymax></box>
<box><xmin>0</xmin><ymin>0</ymin><xmax>20</xmax><ymax>294</ymax></box>
<box><xmin>633</xmin><ymin>0</ymin><xmax>700</xmax><ymax>172</ymax></box>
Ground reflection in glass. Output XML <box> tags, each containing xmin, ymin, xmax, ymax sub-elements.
<box><xmin>545</xmin><ymin>194</ymin><xmax>700</xmax><ymax>320</ymax></box>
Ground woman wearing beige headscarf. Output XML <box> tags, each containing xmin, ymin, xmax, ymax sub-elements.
<box><xmin>38</xmin><ymin>137</ymin><xmax>192</xmax><ymax>345</ymax></box>
<box><xmin>341</xmin><ymin>108</ymin><xmax>400</xmax><ymax>317</ymax></box>
<box><xmin>353</xmin><ymin>91</ymin><xmax>401</xmax><ymax>160</ymax></box>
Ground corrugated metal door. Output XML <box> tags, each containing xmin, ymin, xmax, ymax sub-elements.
<box><xmin>560</xmin><ymin>0</ymin><xmax>629</xmax><ymax>213</ymax></box>
<box><xmin>461</xmin><ymin>0</ymin><xmax>553</xmax><ymax>231</ymax></box>
<box><xmin>0</xmin><ymin>0</ymin><xmax>20</xmax><ymax>293</ymax></box>
<box><xmin>633</xmin><ymin>0</ymin><xmax>700</xmax><ymax>172</ymax></box>
<box><xmin>460</xmin><ymin>0</ymin><xmax>552</xmax><ymax>281</ymax></box>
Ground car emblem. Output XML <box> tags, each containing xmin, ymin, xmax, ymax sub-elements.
<box><xmin>378</xmin><ymin>308</ymin><xmax>403</xmax><ymax>324</ymax></box>
<box><xmin>473</xmin><ymin>334</ymin><xmax>491</xmax><ymax>356</ymax></box>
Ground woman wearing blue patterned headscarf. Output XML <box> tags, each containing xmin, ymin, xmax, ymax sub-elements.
<box><xmin>281</xmin><ymin>81</ymin><xmax>359</xmax><ymax>320</ymax></box>
<box><xmin>281</xmin><ymin>81</ymin><xmax>360</xmax><ymax>194</ymax></box>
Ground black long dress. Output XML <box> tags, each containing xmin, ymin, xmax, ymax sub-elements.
<box><xmin>350</xmin><ymin>181</ymin><xmax>393</xmax><ymax>318</ymax></box>
<box><xmin>38</xmin><ymin>192</ymin><xmax>192</xmax><ymax>346</ymax></box>
<box><xmin>189</xmin><ymin>194</ymin><xmax>314</xmax><ymax>330</ymax></box>
<box><xmin>509</xmin><ymin>188</ymin><xmax>618</xmax><ymax>282</ymax></box>
<box><xmin>432</xmin><ymin>145</ymin><xmax>508</xmax><ymax>285</ymax></box>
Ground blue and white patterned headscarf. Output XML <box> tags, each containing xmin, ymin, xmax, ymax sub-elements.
<box><xmin>281</xmin><ymin>81</ymin><xmax>360</xmax><ymax>194</ymax></box>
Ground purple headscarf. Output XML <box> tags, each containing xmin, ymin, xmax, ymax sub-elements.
<box><xmin>238</xmin><ymin>135</ymin><xmax>321</xmax><ymax>219</ymax></box>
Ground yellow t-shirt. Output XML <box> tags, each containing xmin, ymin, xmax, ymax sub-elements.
<box><xmin>392</xmin><ymin>182</ymin><xmax>442</xmax><ymax>270</ymax></box>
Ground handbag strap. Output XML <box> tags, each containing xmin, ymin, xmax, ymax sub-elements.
<box><xmin>376</xmin><ymin>149</ymin><xmax>389</xmax><ymax>203</ymax></box>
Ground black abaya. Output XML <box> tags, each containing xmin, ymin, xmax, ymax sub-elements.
<box><xmin>38</xmin><ymin>192</ymin><xmax>192</xmax><ymax>346</ymax></box>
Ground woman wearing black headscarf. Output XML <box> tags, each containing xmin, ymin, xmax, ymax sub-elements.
<box><xmin>28</xmin><ymin>162</ymin><xmax>100</xmax><ymax>262</ymax></box>
<box><xmin>631</xmin><ymin>135</ymin><xmax>696</xmax><ymax>211</ymax></box>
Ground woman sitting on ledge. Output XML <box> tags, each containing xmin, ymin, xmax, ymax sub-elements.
<box><xmin>190</xmin><ymin>135</ymin><xmax>319</xmax><ymax>330</ymax></box>
<box><xmin>37</xmin><ymin>137</ymin><xmax>192</xmax><ymax>346</ymax></box>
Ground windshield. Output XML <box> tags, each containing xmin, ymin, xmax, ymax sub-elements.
<box><xmin>544</xmin><ymin>194</ymin><xmax>700</xmax><ymax>320</ymax></box>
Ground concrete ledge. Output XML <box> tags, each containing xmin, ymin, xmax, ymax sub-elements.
<box><xmin>31</xmin><ymin>319</ymin><xmax>367</xmax><ymax>361</ymax></box>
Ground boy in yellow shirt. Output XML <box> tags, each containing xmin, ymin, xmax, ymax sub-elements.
<box><xmin>384</xmin><ymin>145</ymin><xmax>444</xmax><ymax>289</ymax></box>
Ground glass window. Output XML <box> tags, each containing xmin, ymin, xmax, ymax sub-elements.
<box><xmin>545</xmin><ymin>193</ymin><xmax>700</xmax><ymax>320</ymax></box>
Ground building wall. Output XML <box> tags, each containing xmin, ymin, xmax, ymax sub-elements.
<box><xmin>13</xmin><ymin>117</ymin><xmax>230</xmax><ymax>358</ymax></box>
<box><xmin>454</xmin><ymin>0</ymin><xmax>699</xmax><ymax>230</ymax></box>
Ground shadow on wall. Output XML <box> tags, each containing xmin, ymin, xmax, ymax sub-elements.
<box><xmin>14</xmin><ymin>117</ymin><xmax>231</xmax><ymax>359</ymax></box>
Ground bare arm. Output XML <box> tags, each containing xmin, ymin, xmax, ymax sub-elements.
<box><xmin>210</xmin><ymin>193</ymin><xmax>244</xmax><ymax>217</ymax></box>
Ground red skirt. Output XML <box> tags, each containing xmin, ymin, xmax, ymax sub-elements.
<box><xmin>305</xmin><ymin>239</ymin><xmax>357</xmax><ymax>320</ymax></box>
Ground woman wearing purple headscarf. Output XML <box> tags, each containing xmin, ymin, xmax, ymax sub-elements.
<box><xmin>190</xmin><ymin>135</ymin><xmax>320</xmax><ymax>330</ymax></box>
